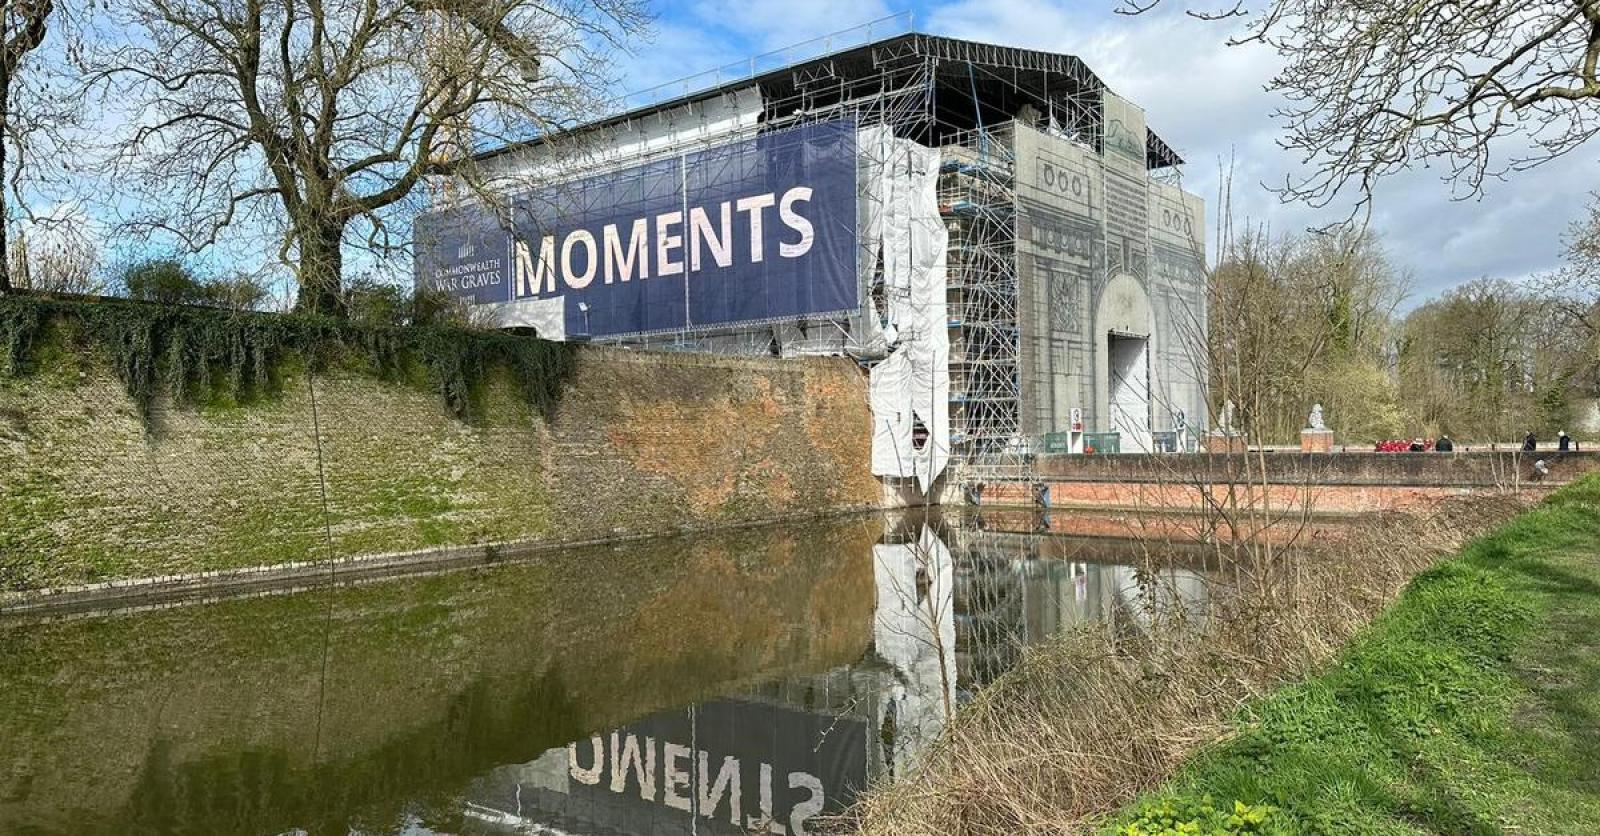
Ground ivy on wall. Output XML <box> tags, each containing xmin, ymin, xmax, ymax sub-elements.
<box><xmin>0</xmin><ymin>294</ymin><xmax>576</xmax><ymax>423</ymax></box>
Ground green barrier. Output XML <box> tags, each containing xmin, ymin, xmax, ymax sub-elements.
<box><xmin>1084</xmin><ymin>431</ymin><xmax>1120</xmax><ymax>454</ymax></box>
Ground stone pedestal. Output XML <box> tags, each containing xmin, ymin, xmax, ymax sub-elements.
<box><xmin>1205</xmin><ymin>432</ymin><xmax>1246</xmax><ymax>453</ymax></box>
<box><xmin>1300</xmin><ymin>428</ymin><xmax>1334</xmax><ymax>453</ymax></box>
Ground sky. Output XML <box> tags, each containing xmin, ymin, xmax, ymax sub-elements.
<box><xmin>617</xmin><ymin>0</ymin><xmax>1600</xmax><ymax>308</ymax></box>
<box><xmin>27</xmin><ymin>0</ymin><xmax>1592</xmax><ymax>309</ymax></box>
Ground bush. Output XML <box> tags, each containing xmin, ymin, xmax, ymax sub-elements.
<box><xmin>203</xmin><ymin>274</ymin><xmax>270</xmax><ymax>312</ymax></box>
<box><xmin>342</xmin><ymin>276</ymin><xmax>473</xmax><ymax>329</ymax></box>
<box><xmin>118</xmin><ymin>258</ymin><xmax>269</xmax><ymax>312</ymax></box>
<box><xmin>1119</xmin><ymin>797</ymin><xmax>1279</xmax><ymax>836</ymax></box>
<box><xmin>341</xmin><ymin>277</ymin><xmax>409</xmax><ymax>327</ymax></box>
<box><xmin>120</xmin><ymin>258</ymin><xmax>207</xmax><ymax>305</ymax></box>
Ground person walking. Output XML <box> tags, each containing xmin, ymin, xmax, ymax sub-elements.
<box><xmin>1436</xmin><ymin>435</ymin><xmax>1454</xmax><ymax>452</ymax></box>
<box><xmin>1523</xmin><ymin>431</ymin><xmax>1538</xmax><ymax>452</ymax></box>
<box><xmin>1559</xmin><ymin>430</ymin><xmax>1572</xmax><ymax>452</ymax></box>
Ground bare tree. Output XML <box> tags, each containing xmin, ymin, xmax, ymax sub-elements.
<box><xmin>1397</xmin><ymin>278</ymin><xmax>1593</xmax><ymax>440</ymax></box>
<box><xmin>1547</xmin><ymin>192</ymin><xmax>1600</xmax><ymax>340</ymax></box>
<box><xmin>9</xmin><ymin>220</ymin><xmax>99</xmax><ymax>293</ymax></box>
<box><xmin>1122</xmin><ymin>0</ymin><xmax>1600</xmax><ymax>210</ymax></box>
<box><xmin>0</xmin><ymin>0</ymin><xmax>59</xmax><ymax>294</ymax></box>
<box><xmin>89</xmin><ymin>0</ymin><xmax>647</xmax><ymax>315</ymax></box>
<box><xmin>1208</xmin><ymin>224</ymin><xmax>1408</xmax><ymax>442</ymax></box>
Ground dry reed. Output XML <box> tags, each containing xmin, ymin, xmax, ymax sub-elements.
<box><xmin>847</xmin><ymin>493</ymin><xmax>1529</xmax><ymax>836</ymax></box>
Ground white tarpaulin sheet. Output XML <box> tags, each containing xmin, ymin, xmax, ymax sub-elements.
<box><xmin>858</xmin><ymin>128</ymin><xmax>949</xmax><ymax>493</ymax></box>
<box><xmin>483</xmin><ymin>296</ymin><xmax>566</xmax><ymax>339</ymax></box>
<box><xmin>872</xmin><ymin>526</ymin><xmax>956</xmax><ymax>772</ymax></box>
<box><xmin>481</xmin><ymin>87</ymin><xmax>763</xmax><ymax>185</ymax></box>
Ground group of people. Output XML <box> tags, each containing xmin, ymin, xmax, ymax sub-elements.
<box><xmin>1370</xmin><ymin>430</ymin><xmax>1584</xmax><ymax>484</ymax></box>
<box><xmin>1522</xmin><ymin>431</ymin><xmax>1580</xmax><ymax>452</ymax></box>
<box><xmin>1523</xmin><ymin>431</ymin><xmax>1580</xmax><ymax>482</ymax></box>
<box><xmin>1374</xmin><ymin>430</ymin><xmax>1582</xmax><ymax>454</ymax></box>
<box><xmin>1374</xmin><ymin>436</ymin><xmax>1455</xmax><ymax>453</ymax></box>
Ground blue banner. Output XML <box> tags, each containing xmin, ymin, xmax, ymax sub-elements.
<box><xmin>414</xmin><ymin>120</ymin><xmax>859</xmax><ymax>339</ymax></box>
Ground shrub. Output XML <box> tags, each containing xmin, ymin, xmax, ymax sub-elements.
<box><xmin>1119</xmin><ymin>797</ymin><xmax>1279</xmax><ymax>836</ymax></box>
<box><xmin>120</xmin><ymin>258</ymin><xmax>207</xmax><ymax>306</ymax></box>
<box><xmin>342</xmin><ymin>276</ymin><xmax>474</xmax><ymax>329</ymax></box>
<box><xmin>118</xmin><ymin>258</ymin><xmax>269</xmax><ymax>312</ymax></box>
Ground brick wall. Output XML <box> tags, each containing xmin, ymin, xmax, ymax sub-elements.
<box><xmin>0</xmin><ymin>343</ymin><xmax>878</xmax><ymax>592</ymax></box>
<box><xmin>1033</xmin><ymin>450</ymin><xmax>1600</xmax><ymax>487</ymax></box>
<box><xmin>979</xmin><ymin>451</ymin><xmax>1600</xmax><ymax>513</ymax></box>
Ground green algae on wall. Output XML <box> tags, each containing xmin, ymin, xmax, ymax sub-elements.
<box><xmin>0</xmin><ymin>357</ymin><xmax>557</xmax><ymax>589</ymax></box>
<box><xmin>0</xmin><ymin>297</ymin><xmax>879</xmax><ymax>592</ymax></box>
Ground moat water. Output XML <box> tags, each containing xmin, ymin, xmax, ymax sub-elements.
<box><xmin>0</xmin><ymin>509</ymin><xmax>1339</xmax><ymax>836</ymax></box>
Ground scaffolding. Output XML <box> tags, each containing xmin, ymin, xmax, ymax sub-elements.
<box><xmin>949</xmin><ymin>520</ymin><xmax>1032</xmax><ymax>694</ymax></box>
<box><xmin>453</xmin><ymin>21</ymin><xmax>1195</xmax><ymax>484</ymax></box>
<box><xmin>940</xmin><ymin>127</ymin><xmax>1022</xmax><ymax>474</ymax></box>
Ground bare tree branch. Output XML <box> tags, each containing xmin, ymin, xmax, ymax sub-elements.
<box><xmin>1122</xmin><ymin>0</ymin><xmax>1600</xmax><ymax>211</ymax></box>
<box><xmin>88</xmin><ymin>0</ymin><xmax>648</xmax><ymax>314</ymax></box>
<box><xmin>0</xmin><ymin>0</ymin><xmax>62</xmax><ymax>293</ymax></box>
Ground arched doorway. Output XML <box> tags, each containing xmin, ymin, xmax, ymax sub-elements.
<box><xmin>1094</xmin><ymin>274</ymin><xmax>1153</xmax><ymax>453</ymax></box>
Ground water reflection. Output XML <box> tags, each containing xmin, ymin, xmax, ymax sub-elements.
<box><xmin>0</xmin><ymin>510</ymin><xmax>1218</xmax><ymax>835</ymax></box>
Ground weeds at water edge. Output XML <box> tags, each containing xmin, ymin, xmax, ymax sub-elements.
<box><xmin>843</xmin><ymin>494</ymin><xmax>1528</xmax><ymax>836</ymax></box>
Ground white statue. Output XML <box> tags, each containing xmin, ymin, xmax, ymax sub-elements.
<box><xmin>1219</xmin><ymin>400</ymin><xmax>1236</xmax><ymax>434</ymax></box>
<box><xmin>1308</xmin><ymin>403</ymin><xmax>1326</xmax><ymax>431</ymax></box>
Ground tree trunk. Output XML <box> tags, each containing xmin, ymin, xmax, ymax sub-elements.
<box><xmin>293</xmin><ymin>223</ymin><xmax>344</xmax><ymax>316</ymax></box>
<box><xmin>0</xmin><ymin>59</ymin><xmax>12</xmax><ymax>295</ymax></box>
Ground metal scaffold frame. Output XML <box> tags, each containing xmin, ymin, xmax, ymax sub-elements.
<box><xmin>948</xmin><ymin>517</ymin><xmax>1034</xmax><ymax>693</ymax></box>
<box><xmin>939</xmin><ymin>126</ymin><xmax>1022</xmax><ymax>475</ymax></box>
<box><xmin>462</xmin><ymin>21</ymin><xmax>1193</xmax><ymax>483</ymax></box>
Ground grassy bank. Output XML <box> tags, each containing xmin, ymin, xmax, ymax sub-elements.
<box><xmin>851</xmin><ymin>487</ymin><xmax>1580</xmax><ymax>835</ymax></box>
<box><xmin>1102</xmin><ymin>476</ymin><xmax>1600</xmax><ymax>834</ymax></box>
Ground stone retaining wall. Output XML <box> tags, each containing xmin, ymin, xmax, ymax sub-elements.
<box><xmin>974</xmin><ymin>451</ymin><xmax>1598</xmax><ymax>512</ymax></box>
<box><xmin>0</xmin><ymin>342</ymin><xmax>878</xmax><ymax>593</ymax></box>
<box><xmin>1033</xmin><ymin>450</ymin><xmax>1600</xmax><ymax>487</ymax></box>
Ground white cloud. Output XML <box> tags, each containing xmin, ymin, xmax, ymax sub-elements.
<box><xmin>635</xmin><ymin>0</ymin><xmax>1598</xmax><ymax>305</ymax></box>
<box><xmin>930</xmin><ymin>0</ymin><xmax>1600</xmax><ymax>302</ymax></box>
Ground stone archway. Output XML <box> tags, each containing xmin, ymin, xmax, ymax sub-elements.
<box><xmin>1094</xmin><ymin>273</ymin><xmax>1154</xmax><ymax>453</ymax></box>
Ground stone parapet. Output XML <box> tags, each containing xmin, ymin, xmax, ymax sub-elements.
<box><xmin>1031</xmin><ymin>450</ymin><xmax>1600</xmax><ymax>488</ymax></box>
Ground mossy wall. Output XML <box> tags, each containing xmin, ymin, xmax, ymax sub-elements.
<box><xmin>0</xmin><ymin>304</ymin><xmax>878</xmax><ymax>592</ymax></box>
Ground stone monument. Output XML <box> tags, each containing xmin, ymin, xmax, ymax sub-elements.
<box><xmin>1300</xmin><ymin>402</ymin><xmax>1334</xmax><ymax>453</ymax></box>
<box><xmin>1205</xmin><ymin>399</ymin><xmax>1246</xmax><ymax>453</ymax></box>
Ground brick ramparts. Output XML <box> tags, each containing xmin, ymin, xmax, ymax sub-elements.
<box><xmin>975</xmin><ymin>451</ymin><xmax>1600</xmax><ymax>513</ymax></box>
<box><xmin>0</xmin><ymin>343</ymin><xmax>879</xmax><ymax>594</ymax></box>
<box><xmin>966</xmin><ymin>507</ymin><xmax>1367</xmax><ymax>546</ymax></box>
